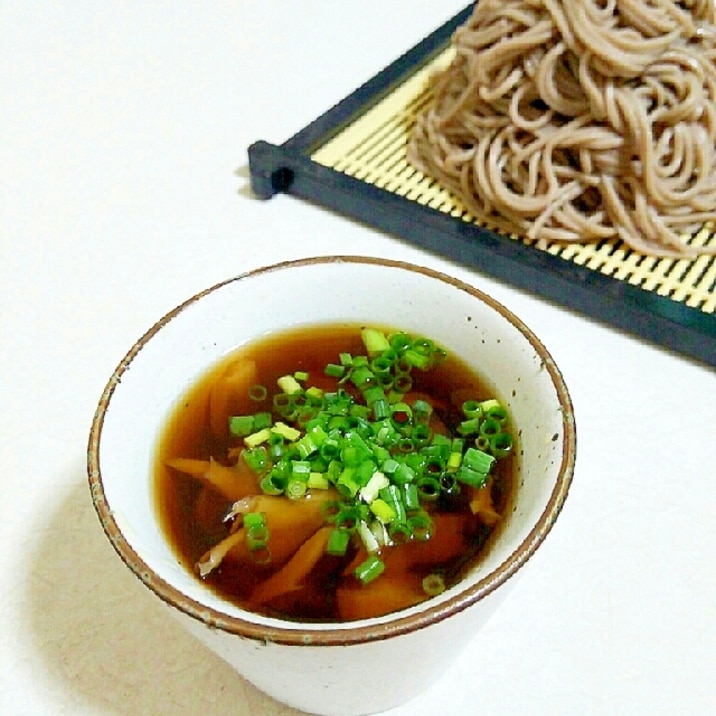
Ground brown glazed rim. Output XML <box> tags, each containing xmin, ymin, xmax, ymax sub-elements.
<box><xmin>87</xmin><ymin>255</ymin><xmax>576</xmax><ymax>648</ymax></box>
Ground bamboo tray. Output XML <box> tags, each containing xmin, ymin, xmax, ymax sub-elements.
<box><xmin>248</xmin><ymin>4</ymin><xmax>716</xmax><ymax>369</ymax></box>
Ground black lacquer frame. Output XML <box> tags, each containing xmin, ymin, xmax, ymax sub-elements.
<box><xmin>248</xmin><ymin>4</ymin><xmax>716</xmax><ymax>369</ymax></box>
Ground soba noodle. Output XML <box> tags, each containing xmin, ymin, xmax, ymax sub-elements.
<box><xmin>408</xmin><ymin>0</ymin><xmax>716</xmax><ymax>257</ymax></box>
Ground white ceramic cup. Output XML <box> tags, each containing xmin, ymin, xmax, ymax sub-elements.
<box><xmin>88</xmin><ymin>256</ymin><xmax>575</xmax><ymax>716</ymax></box>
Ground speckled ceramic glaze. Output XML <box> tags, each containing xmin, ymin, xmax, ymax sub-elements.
<box><xmin>88</xmin><ymin>256</ymin><xmax>576</xmax><ymax>716</ymax></box>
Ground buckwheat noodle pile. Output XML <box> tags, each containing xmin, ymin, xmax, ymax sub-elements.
<box><xmin>408</xmin><ymin>0</ymin><xmax>716</xmax><ymax>257</ymax></box>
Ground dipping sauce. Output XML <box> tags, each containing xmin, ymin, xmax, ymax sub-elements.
<box><xmin>154</xmin><ymin>323</ymin><xmax>516</xmax><ymax>622</ymax></box>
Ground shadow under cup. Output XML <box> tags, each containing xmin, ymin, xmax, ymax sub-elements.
<box><xmin>88</xmin><ymin>256</ymin><xmax>575</xmax><ymax>716</ymax></box>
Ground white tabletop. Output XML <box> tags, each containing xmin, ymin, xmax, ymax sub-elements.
<box><xmin>2</xmin><ymin>3</ymin><xmax>715</xmax><ymax>715</ymax></box>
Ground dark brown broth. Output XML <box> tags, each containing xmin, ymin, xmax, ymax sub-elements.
<box><xmin>154</xmin><ymin>323</ymin><xmax>515</xmax><ymax>622</ymax></box>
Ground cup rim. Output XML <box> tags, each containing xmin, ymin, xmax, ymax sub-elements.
<box><xmin>87</xmin><ymin>255</ymin><xmax>575</xmax><ymax>647</ymax></box>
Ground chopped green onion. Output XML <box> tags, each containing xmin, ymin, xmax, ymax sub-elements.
<box><xmin>411</xmin><ymin>337</ymin><xmax>434</xmax><ymax>356</ymax></box>
<box><xmin>297</xmin><ymin>407</ymin><xmax>317</xmax><ymax>428</ymax></box>
<box><xmin>246</xmin><ymin>530</ymin><xmax>269</xmax><ymax>549</ymax></box>
<box><xmin>245</xmin><ymin>512</ymin><xmax>270</xmax><ymax>556</ymax></box>
<box><xmin>479</xmin><ymin>398</ymin><xmax>501</xmax><ymax>414</ymax></box>
<box><xmin>455</xmin><ymin>465</ymin><xmax>489</xmax><ymax>488</ymax></box>
<box><xmin>341</xmin><ymin>445</ymin><xmax>363</xmax><ymax>468</ymax></box>
<box><xmin>370</xmin><ymin>355</ymin><xmax>393</xmax><ymax>376</ymax></box>
<box><xmin>373</xmin><ymin>421</ymin><xmax>398</xmax><ymax>446</ymax></box>
<box><xmin>381</xmin><ymin>348</ymin><xmax>398</xmax><ymax>364</ymax></box>
<box><xmin>336</xmin><ymin>467</ymin><xmax>360</xmax><ymax>498</ymax></box>
<box><xmin>404</xmin><ymin>452</ymin><xmax>426</xmax><ymax>473</ymax></box>
<box><xmin>411</xmin><ymin>423</ymin><xmax>431</xmax><ymax>447</ymax></box>
<box><xmin>447</xmin><ymin>450</ymin><xmax>463</xmax><ymax>471</ymax></box>
<box><xmin>359</xmin><ymin>470</ymin><xmax>390</xmax><ymax>503</ymax></box>
<box><xmin>260</xmin><ymin>470</ymin><xmax>286</xmax><ymax>495</ymax></box>
<box><xmin>370</xmin><ymin>519</ymin><xmax>390</xmax><ymax>549</ymax></box>
<box><xmin>357</xmin><ymin>520</ymin><xmax>380</xmax><ymax>553</ymax></box>
<box><xmin>271</xmin><ymin>421</ymin><xmax>301</xmax><ymax>441</ymax></box>
<box><xmin>355</xmin><ymin>459</ymin><xmax>376</xmax><ymax>486</ymax></box>
<box><xmin>463</xmin><ymin>447</ymin><xmax>496</xmax><ymax>474</ymax></box>
<box><xmin>388</xmin><ymin>520</ymin><xmax>412</xmax><ymax>544</ymax></box>
<box><xmin>412</xmin><ymin>399</ymin><xmax>433</xmax><ymax>423</ymax></box>
<box><xmin>394</xmin><ymin>358</ymin><xmax>412</xmax><ymax>377</ymax></box>
<box><xmin>439</xmin><ymin>471</ymin><xmax>460</xmax><ymax>496</ymax></box>
<box><xmin>321</xmin><ymin>500</ymin><xmax>341</xmax><ymax>522</ymax></box>
<box><xmin>381</xmin><ymin>458</ymin><xmax>400</xmax><ymax>475</ymax></box>
<box><xmin>369</xmin><ymin>498</ymin><xmax>396</xmax><ymax>523</ymax></box>
<box><xmin>244</xmin><ymin>427</ymin><xmax>272</xmax><ymax>448</ymax></box>
<box><xmin>326</xmin><ymin>528</ymin><xmax>351</xmax><ymax>556</ymax></box>
<box><xmin>350</xmin><ymin>366</ymin><xmax>375</xmax><ymax>390</ymax></box>
<box><xmin>458</xmin><ymin>417</ymin><xmax>481</xmax><ymax>436</ymax></box>
<box><xmin>277</xmin><ymin>374</ymin><xmax>303</xmax><ymax>395</ymax></box>
<box><xmin>361</xmin><ymin>327</ymin><xmax>391</xmax><ymax>357</ymax></box>
<box><xmin>325</xmin><ymin>459</ymin><xmax>342</xmax><ymax>484</ymax></box>
<box><xmin>396</xmin><ymin>437</ymin><xmax>414</xmax><ymax>454</ymax></box>
<box><xmin>432</xmin><ymin>347</ymin><xmax>447</xmax><ymax>365</ymax></box>
<box><xmin>416</xmin><ymin>475</ymin><xmax>441</xmax><ymax>501</ymax></box>
<box><xmin>308</xmin><ymin>471</ymin><xmax>330</xmax><ymax>490</ymax></box>
<box><xmin>273</xmin><ymin>392</ymin><xmax>292</xmax><ymax>416</ymax></box>
<box><xmin>354</xmin><ymin>554</ymin><xmax>385</xmax><ymax>585</ymax></box>
<box><xmin>267</xmin><ymin>433</ymin><xmax>285</xmax><ymax>461</ymax></box>
<box><xmin>291</xmin><ymin>460</ymin><xmax>311</xmax><ymax>478</ymax></box>
<box><xmin>310</xmin><ymin>456</ymin><xmax>328</xmax><ymax>474</ymax></box>
<box><xmin>286</xmin><ymin>478</ymin><xmax>308</xmax><ymax>500</ymax></box>
<box><xmin>393</xmin><ymin>374</ymin><xmax>413</xmax><ymax>392</ymax></box>
<box><xmin>319</xmin><ymin>438</ymin><xmax>340</xmax><ymax>461</ymax></box>
<box><xmin>462</xmin><ymin>400</ymin><xmax>482</xmax><ymax>418</ymax></box>
<box><xmin>390</xmin><ymin>402</ymin><xmax>412</xmax><ymax>427</ymax></box>
<box><xmin>389</xmin><ymin>332</ymin><xmax>412</xmax><ymax>353</ymax></box>
<box><xmin>362</xmin><ymin>385</ymin><xmax>384</xmax><ymax>404</ymax></box>
<box><xmin>422</xmin><ymin>573</ymin><xmax>446</xmax><ymax>596</ymax></box>
<box><xmin>402</xmin><ymin>349</ymin><xmax>431</xmax><ymax>370</ymax></box>
<box><xmin>379</xmin><ymin>484</ymin><xmax>406</xmax><ymax>523</ymax></box>
<box><xmin>348</xmin><ymin>430</ymin><xmax>373</xmax><ymax>454</ymax></box>
<box><xmin>422</xmin><ymin>443</ymin><xmax>449</xmax><ymax>463</ymax></box>
<box><xmin>371</xmin><ymin>397</ymin><xmax>390</xmax><ymax>421</ymax></box>
<box><xmin>403</xmin><ymin>483</ymin><xmax>421</xmax><ymax>512</ymax></box>
<box><xmin>324</xmin><ymin>363</ymin><xmax>345</xmax><ymax>378</ymax></box>
<box><xmin>489</xmin><ymin>431</ymin><xmax>513</xmax><ymax>458</ymax></box>
<box><xmin>371</xmin><ymin>443</ymin><xmax>390</xmax><ymax>464</ymax></box>
<box><xmin>229</xmin><ymin>415</ymin><xmax>255</xmax><ymax>437</ymax></box>
<box><xmin>377</xmin><ymin>373</ymin><xmax>394</xmax><ymax>389</ymax></box>
<box><xmin>479</xmin><ymin>417</ymin><xmax>502</xmax><ymax>437</ymax></box>
<box><xmin>295</xmin><ymin>426</ymin><xmax>326</xmax><ymax>459</ymax></box>
<box><xmin>248</xmin><ymin>384</ymin><xmax>268</xmax><ymax>401</ymax></box>
<box><xmin>424</xmin><ymin>455</ymin><xmax>445</xmax><ymax>475</ymax></box>
<box><xmin>243</xmin><ymin>446</ymin><xmax>269</xmax><ymax>473</ymax></box>
<box><xmin>416</xmin><ymin>475</ymin><xmax>440</xmax><ymax>502</ymax></box>
<box><xmin>408</xmin><ymin>512</ymin><xmax>433</xmax><ymax>541</ymax></box>
<box><xmin>306</xmin><ymin>385</ymin><xmax>324</xmax><ymax>401</ymax></box>
<box><xmin>335</xmin><ymin>506</ymin><xmax>363</xmax><ymax>531</ymax></box>
<box><xmin>348</xmin><ymin>408</ymin><xmax>371</xmax><ymax>426</ymax></box>
<box><xmin>486</xmin><ymin>404</ymin><xmax>509</xmax><ymax>424</ymax></box>
<box><xmin>243</xmin><ymin>511</ymin><xmax>266</xmax><ymax>530</ymax></box>
<box><xmin>253</xmin><ymin>411</ymin><xmax>272</xmax><ymax>431</ymax></box>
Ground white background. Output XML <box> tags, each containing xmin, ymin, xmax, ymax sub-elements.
<box><xmin>2</xmin><ymin>2</ymin><xmax>715</xmax><ymax>715</ymax></box>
